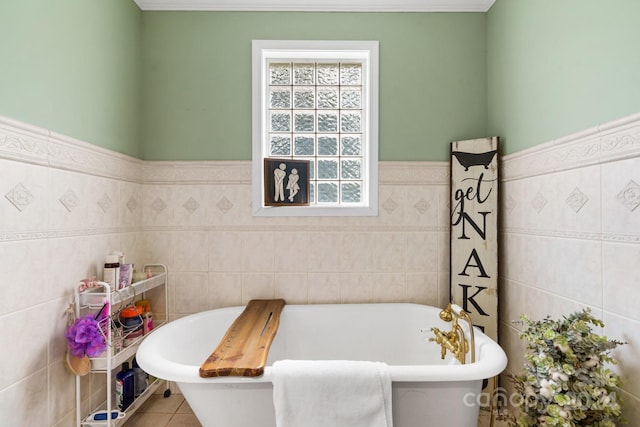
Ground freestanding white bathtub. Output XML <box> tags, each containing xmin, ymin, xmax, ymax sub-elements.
<box><xmin>137</xmin><ymin>303</ymin><xmax>507</xmax><ymax>427</ymax></box>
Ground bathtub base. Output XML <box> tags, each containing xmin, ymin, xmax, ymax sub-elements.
<box><xmin>178</xmin><ymin>379</ymin><xmax>482</xmax><ymax>427</ymax></box>
<box><xmin>137</xmin><ymin>304</ymin><xmax>506</xmax><ymax>427</ymax></box>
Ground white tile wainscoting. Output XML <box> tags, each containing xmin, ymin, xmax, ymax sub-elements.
<box><xmin>0</xmin><ymin>117</ymin><xmax>147</xmax><ymax>427</ymax></box>
<box><xmin>141</xmin><ymin>158</ymin><xmax>452</xmax><ymax>312</ymax></box>
<box><xmin>1</xmin><ymin>111</ymin><xmax>640</xmax><ymax>425</ymax></box>
<box><xmin>498</xmin><ymin>112</ymin><xmax>640</xmax><ymax>423</ymax></box>
<box><xmin>0</xmin><ymin>114</ymin><xmax>450</xmax><ymax>426</ymax></box>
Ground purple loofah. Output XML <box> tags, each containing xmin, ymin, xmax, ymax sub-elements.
<box><xmin>65</xmin><ymin>314</ymin><xmax>107</xmax><ymax>357</ymax></box>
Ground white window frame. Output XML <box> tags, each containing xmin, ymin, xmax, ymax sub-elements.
<box><xmin>252</xmin><ymin>40</ymin><xmax>379</xmax><ymax>216</ymax></box>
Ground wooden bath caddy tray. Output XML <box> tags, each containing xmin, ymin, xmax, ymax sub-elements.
<box><xmin>199</xmin><ymin>299</ymin><xmax>286</xmax><ymax>378</ymax></box>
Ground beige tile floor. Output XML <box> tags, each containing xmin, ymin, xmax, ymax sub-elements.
<box><xmin>123</xmin><ymin>392</ymin><xmax>509</xmax><ymax>427</ymax></box>
<box><xmin>123</xmin><ymin>393</ymin><xmax>202</xmax><ymax>427</ymax></box>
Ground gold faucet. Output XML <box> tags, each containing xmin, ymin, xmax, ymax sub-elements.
<box><xmin>427</xmin><ymin>303</ymin><xmax>475</xmax><ymax>364</ymax></box>
<box><xmin>429</xmin><ymin>326</ymin><xmax>464</xmax><ymax>361</ymax></box>
<box><xmin>431</xmin><ymin>305</ymin><xmax>500</xmax><ymax>426</ymax></box>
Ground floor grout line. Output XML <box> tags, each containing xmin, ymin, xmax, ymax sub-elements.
<box><xmin>123</xmin><ymin>394</ymin><xmax>202</xmax><ymax>427</ymax></box>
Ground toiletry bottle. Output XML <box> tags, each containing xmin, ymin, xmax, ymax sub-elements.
<box><xmin>111</xmin><ymin>319</ymin><xmax>123</xmax><ymax>355</ymax></box>
<box><xmin>132</xmin><ymin>357</ymin><xmax>148</xmax><ymax>398</ymax></box>
<box><xmin>119</xmin><ymin>263</ymin><xmax>132</xmax><ymax>289</ymax></box>
<box><xmin>134</xmin><ymin>299</ymin><xmax>149</xmax><ymax>313</ymax></box>
<box><xmin>111</xmin><ymin>251</ymin><xmax>126</xmax><ymax>289</ymax></box>
<box><xmin>111</xmin><ymin>251</ymin><xmax>125</xmax><ymax>266</ymax></box>
<box><xmin>103</xmin><ymin>255</ymin><xmax>120</xmax><ymax>290</ymax></box>
<box><xmin>144</xmin><ymin>309</ymin><xmax>153</xmax><ymax>334</ymax></box>
<box><xmin>120</xmin><ymin>306</ymin><xmax>143</xmax><ymax>347</ymax></box>
<box><xmin>135</xmin><ymin>299</ymin><xmax>153</xmax><ymax>334</ymax></box>
<box><xmin>115</xmin><ymin>362</ymin><xmax>134</xmax><ymax>411</ymax></box>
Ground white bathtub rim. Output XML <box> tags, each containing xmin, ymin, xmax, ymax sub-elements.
<box><xmin>137</xmin><ymin>340</ymin><xmax>507</xmax><ymax>384</ymax></box>
<box><xmin>137</xmin><ymin>303</ymin><xmax>507</xmax><ymax>384</ymax></box>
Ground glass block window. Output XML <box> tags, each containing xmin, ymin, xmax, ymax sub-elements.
<box><xmin>267</xmin><ymin>61</ymin><xmax>365</xmax><ymax>205</ymax></box>
<box><xmin>253</xmin><ymin>40</ymin><xmax>378</xmax><ymax>216</ymax></box>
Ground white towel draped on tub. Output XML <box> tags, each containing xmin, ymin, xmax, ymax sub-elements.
<box><xmin>271</xmin><ymin>360</ymin><xmax>393</xmax><ymax>427</ymax></box>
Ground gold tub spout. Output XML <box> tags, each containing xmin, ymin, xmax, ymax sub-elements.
<box><xmin>429</xmin><ymin>327</ymin><xmax>467</xmax><ymax>362</ymax></box>
<box><xmin>428</xmin><ymin>303</ymin><xmax>475</xmax><ymax>364</ymax></box>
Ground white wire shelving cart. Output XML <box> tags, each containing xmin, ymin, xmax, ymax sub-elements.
<box><xmin>73</xmin><ymin>264</ymin><xmax>170</xmax><ymax>427</ymax></box>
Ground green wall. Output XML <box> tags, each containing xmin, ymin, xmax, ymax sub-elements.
<box><xmin>6</xmin><ymin>2</ymin><xmax>636</xmax><ymax>161</ymax></box>
<box><xmin>0</xmin><ymin>0</ymin><xmax>142</xmax><ymax>157</ymax></box>
<box><xmin>487</xmin><ymin>0</ymin><xmax>640</xmax><ymax>154</ymax></box>
<box><xmin>141</xmin><ymin>12</ymin><xmax>487</xmax><ymax>161</ymax></box>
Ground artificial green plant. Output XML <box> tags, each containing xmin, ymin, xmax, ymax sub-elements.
<box><xmin>508</xmin><ymin>308</ymin><xmax>626</xmax><ymax>427</ymax></box>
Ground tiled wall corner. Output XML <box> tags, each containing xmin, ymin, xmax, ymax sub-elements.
<box><xmin>499</xmin><ymin>112</ymin><xmax>640</xmax><ymax>425</ymax></box>
<box><xmin>0</xmin><ymin>116</ymin><xmax>146</xmax><ymax>426</ymax></box>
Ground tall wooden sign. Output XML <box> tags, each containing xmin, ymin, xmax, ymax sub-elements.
<box><xmin>450</xmin><ymin>137</ymin><xmax>499</xmax><ymax>341</ymax></box>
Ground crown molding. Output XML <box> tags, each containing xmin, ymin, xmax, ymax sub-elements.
<box><xmin>132</xmin><ymin>0</ymin><xmax>496</xmax><ymax>12</ymax></box>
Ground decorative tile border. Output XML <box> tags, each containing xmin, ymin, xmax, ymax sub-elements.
<box><xmin>0</xmin><ymin>116</ymin><xmax>143</xmax><ymax>183</ymax></box>
<box><xmin>501</xmin><ymin>111</ymin><xmax>640</xmax><ymax>244</ymax></box>
<box><xmin>380</xmin><ymin>161</ymin><xmax>449</xmax><ymax>185</ymax></box>
<box><xmin>502</xmin><ymin>112</ymin><xmax>640</xmax><ymax>182</ymax></box>
<box><xmin>1</xmin><ymin>115</ymin><xmax>451</xmax><ymax>187</ymax></box>
<box><xmin>4</xmin><ymin>183</ymin><xmax>35</xmax><ymax>212</ymax></box>
<box><xmin>143</xmin><ymin>160</ymin><xmax>252</xmax><ymax>184</ymax></box>
<box><xmin>0</xmin><ymin>227</ymin><xmax>142</xmax><ymax>242</ymax></box>
<box><xmin>143</xmin><ymin>160</ymin><xmax>449</xmax><ymax>185</ymax></box>
<box><xmin>503</xmin><ymin>227</ymin><xmax>640</xmax><ymax>244</ymax></box>
<box><xmin>0</xmin><ymin>115</ymin><xmax>451</xmax><ymax>243</ymax></box>
<box><xmin>5</xmin><ymin>111</ymin><xmax>639</xmax><ymax>244</ymax></box>
<box><xmin>48</xmin><ymin>130</ymin><xmax>143</xmax><ymax>183</ymax></box>
<box><xmin>0</xmin><ymin>117</ymin><xmax>49</xmax><ymax>166</ymax></box>
<box><xmin>618</xmin><ymin>180</ymin><xmax>640</xmax><ymax>212</ymax></box>
<box><xmin>4</xmin><ymin>110</ymin><xmax>640</xmax><ymax>186</ymax></box>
